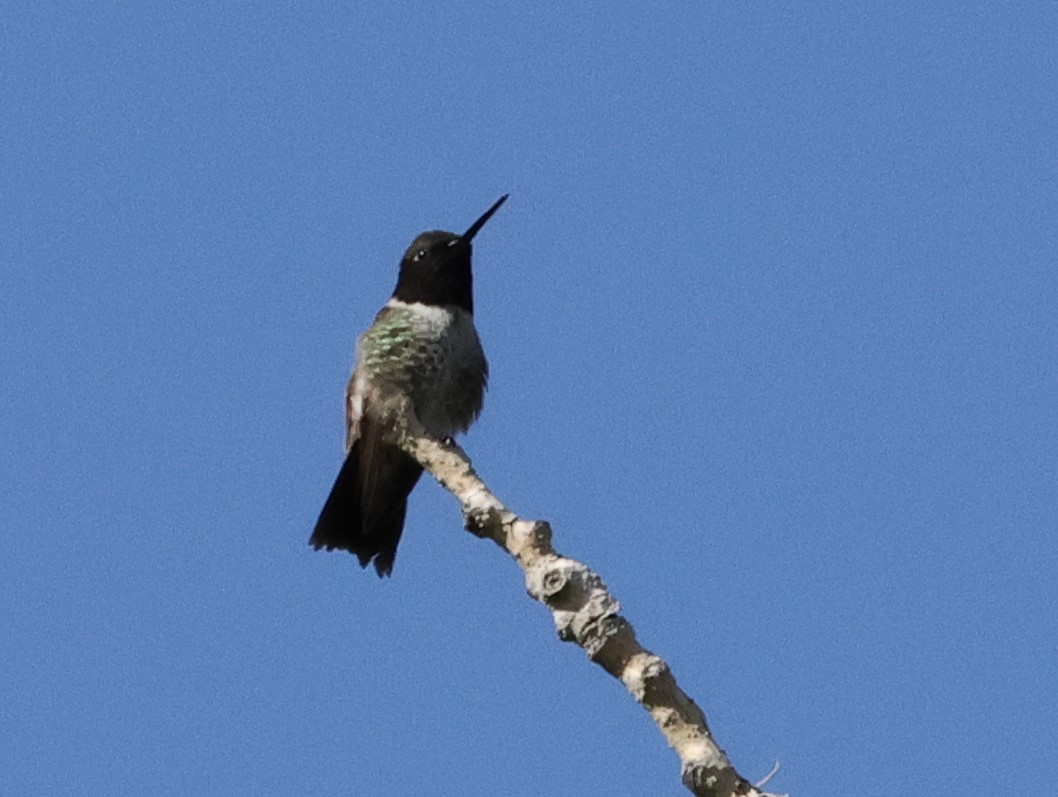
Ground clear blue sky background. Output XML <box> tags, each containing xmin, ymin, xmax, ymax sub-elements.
<box><xmin>2</xmin><ymin>5</ymin><xmax>1055</xmax><ymax>795</ymax></box>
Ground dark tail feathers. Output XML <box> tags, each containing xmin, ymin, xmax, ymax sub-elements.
<box><xmin>310</xmin><ymin>441</ymin><xmax>423</xmax><ymax>577</ymax></box>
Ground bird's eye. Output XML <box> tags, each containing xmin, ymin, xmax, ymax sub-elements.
<box><xmin>414</xmin><ymin>249</ymin><xmax>427</xmax><ymax>261</ymax></box>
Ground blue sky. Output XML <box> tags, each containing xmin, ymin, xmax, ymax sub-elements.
<box><xmin>2</xmin><ymin>4</ymin><xmax>1056</xmax><ymax>795</ymax></box>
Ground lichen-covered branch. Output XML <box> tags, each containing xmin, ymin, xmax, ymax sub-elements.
<box><xmin>392</xmin><ymin>420</ymin><xmax>781</xmax><ymax>797</ymax></box>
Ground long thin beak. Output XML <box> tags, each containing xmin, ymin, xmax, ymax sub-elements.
<box><xmin>461</xmin><ymin>194</ymin><xmax>509</xmax><ymax>243</ymax></box>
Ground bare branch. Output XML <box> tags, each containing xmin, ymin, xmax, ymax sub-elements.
<box><xmin>393</xmin><ymin>419</ymin><xmax>781</xmax><ymax>797</ymax></box>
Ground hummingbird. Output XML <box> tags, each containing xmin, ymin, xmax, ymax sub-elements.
<box><xmin>311</xmin><ymin>195</ymin><xmax>508</xmax><ymax>576</ymax></box>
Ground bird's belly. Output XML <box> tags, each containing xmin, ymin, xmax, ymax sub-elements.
<box><xmin>358</xmin><ymin>303</ymin><xmax>487</xmax><ymax>439</ymax></box>
<box><xmin>410</xmin><ymin>328</ymin><xmax>486</xmax><ymax>437</ymax></box>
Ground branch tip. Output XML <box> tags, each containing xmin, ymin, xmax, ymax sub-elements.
<box><xmin>397</xmin><ymin>426</ymin><xmax>771</xmax><ymax>797</ymax></box>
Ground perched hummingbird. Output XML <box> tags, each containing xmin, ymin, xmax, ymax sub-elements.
<box><xmin>311</xmin><ymin>195</ymin><xmax>508</xmax><ymax>576</ymax></box>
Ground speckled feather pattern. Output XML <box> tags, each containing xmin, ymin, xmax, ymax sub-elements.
<box><xmin>345</xmin><ymin>298</ymin><xmax>488</xmax><ymax>446</ymax></box>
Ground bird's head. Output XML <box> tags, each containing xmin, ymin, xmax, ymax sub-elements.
<box><xmin>392</xmin><ymin>195</ymin><xmax>508</xmax><ymax>313</ymax></box>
